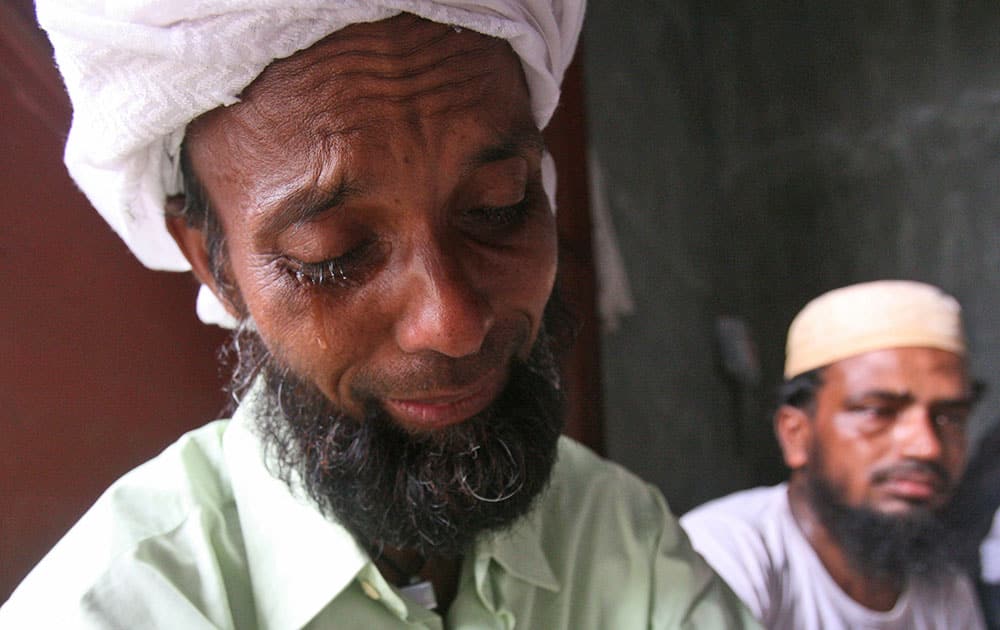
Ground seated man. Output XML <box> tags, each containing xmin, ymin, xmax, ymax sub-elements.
<box><xmin>2</xmin><ymin>1</ymin><xmax>757</xmax><ymax>628</ymax></box>
<box><xmin>682</xmin><ymin>280</ymin><xmax>985</xmax><ymax>629</ymax></box>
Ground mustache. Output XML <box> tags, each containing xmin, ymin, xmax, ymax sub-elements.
<box><xmin>870</xmin><ymin>459</ymin><xmax>953</xmax><ymax>490</ymax></box>
<box><xmin>349</xmin><ymin>324</ymin><xmax>529</xmax><ymax>398</ymax></box>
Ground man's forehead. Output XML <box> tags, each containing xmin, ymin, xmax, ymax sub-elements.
<box><xmin>183</xmin><ymin>17</ymin><xmax>544</xmax><ymax>243</ymax></box>
<box><xmin>185</xmin><ymin>12</ymin><xmax>539</xmax><ymax>203</ymax></box>
<box><xmin>190</xmin><ymin>14</ymin><xmax>533</xmax><ymax>162</ymax></box>
<box><xmin>240</xmin><ymin>14</ymin><xmax>521</xmax><ymax>110</ymax></box>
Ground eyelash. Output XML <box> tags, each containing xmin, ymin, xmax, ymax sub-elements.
<box><xmin>467</xmin><ymin>200</ymin><xmax>530</xmax><ymax>227</ymax></box>
<box><xmin>282</xmin><ymin>244</ymin><xmax>372</xmax><ymax>289</ymax></box>
<box><xmin>279</xmin><ymin>184</ymin><xmax>539</xmax><ymax>289</ymax></box>
<box><xmin>289</xmin><ymin>259</ymin><xmax>350</xmax><ymax>287</ymax></box>
<box><xmin>463</xmin><ymin>181</ymin><xmax>541</xmax><ymax>234</ymax></box>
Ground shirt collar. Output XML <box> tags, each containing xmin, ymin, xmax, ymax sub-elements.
<box><xmin>476</xmin><ymin>492</ymin><xmax>560</xmax><ymax>594</ymax></box>
<box><xmin>224</xmin><ymin>394</ymin><xmax>369</xmax><ymax>630</ymax></box>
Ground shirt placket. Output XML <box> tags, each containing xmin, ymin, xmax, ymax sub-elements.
<box><xmin>355</xmin><ymin>565</ymin><xmax>443</xmax><ymax>629</ymax></box>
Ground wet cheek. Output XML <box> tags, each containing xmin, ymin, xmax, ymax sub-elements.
<box><xmin>237</xmin><ymin>263</ymin><xmax>333</xmax><ymax>376</ymax></box>
<box><xmin>255</xmin><ymin>282</ymin><xmax>391</xmax><ymax>407</ymax></box>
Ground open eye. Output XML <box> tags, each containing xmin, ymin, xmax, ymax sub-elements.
<box><xmin>932</xmin><ymin>409</ymin><xmax>970</xmax><ymax>430</ymax></box>
<box><xmin>851</xmin><ymin>404</ymin><xmax>898</xmax><ymax>420</ymax></box>
<box><xmin>847</xmin><ymin>403</ymin><xmax>900</xmax><ymax>434</ymax></box>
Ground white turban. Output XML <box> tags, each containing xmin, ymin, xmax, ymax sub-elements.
<box><xmin>36</xmin><ymin>0</ymin><xmax>586</xmax><ymax>326</ymax></box>
<box><xmin>784</xmin><ymin>279</ymin><xmax>966</xmax><ymax>379</ymax></box>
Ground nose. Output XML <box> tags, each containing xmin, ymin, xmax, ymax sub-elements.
<box><xmin>896</xmin><ymin>406</ymin><xmax>945</xmax><ymax>461</ymax></box>
<box><xmin>393</xmin><ymin>243</ymin><xmax>495</xmax><ymax>358</ymax></box>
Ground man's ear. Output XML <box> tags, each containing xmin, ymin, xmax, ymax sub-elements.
<box><xmin>164</xmin><ymin>195</ymin><xmax>240</xmax><ymax>318</ymax></box>
<box><xmin>774</xmin><ymin>405</ymin><xmax>812</xmax><ymax>470</ymax></box>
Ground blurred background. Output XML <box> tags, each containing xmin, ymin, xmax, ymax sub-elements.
<box><xmin>3</xmin><ymin>0</ymin><xmax>1000</xmax><ymax>600</ymax></box>
<box><xmin>583</xmin><ymin>0</ymin><xmax>1000</xmax><ymax>513</ymax></box>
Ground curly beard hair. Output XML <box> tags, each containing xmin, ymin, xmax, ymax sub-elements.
<box><xmin>222</xmin><ymin>296</ymin><xmax>572</xmax><ymax>558</ymax></box>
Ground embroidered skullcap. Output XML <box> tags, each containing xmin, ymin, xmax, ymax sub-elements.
<box><xmin>36</xmin><ymin>0</ymin><xmax>586</xmax><ymax>326</ymax></box>
<box><xmin>784</xmin><ymin>280</ymin><xmax>966</xmax><ymax>379</ymax></box>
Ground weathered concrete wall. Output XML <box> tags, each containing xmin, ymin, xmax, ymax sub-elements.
<box><xmin>584</xmin><ymin>1</ymin><xmax>1000</xmax><ymax>514</ymax></box>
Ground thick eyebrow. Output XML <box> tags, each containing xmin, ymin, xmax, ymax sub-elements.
<box><xmin>256</xmin><ymin>178</ymin><xmax>361</xmax><ymax>241</ymax></box>
<box><xmin>467</xmin><ymin>127</ymin><xmax>545</xmax><ymax>169</ymax></box>
<box><xmin>930</xmin><ymin>396</ymin><xmax>976</xmax><ymax>410</ymax></box>
<box><xmin>845</xmin><ymin>390</ymin><xmax>916</xmax><ymax>407</ymax></box>
<box><xmin>847</xmin><ymin>389</ymin><xmax>976</xmax><ymax>408</ymax></box>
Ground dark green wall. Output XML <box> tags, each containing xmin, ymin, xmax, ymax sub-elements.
<box><xmin>584</xmin><ymin>1</ymin><xmax>1000</xmax><ymax>514</ymax></box>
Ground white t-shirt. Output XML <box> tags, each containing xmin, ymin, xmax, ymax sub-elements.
<box><xmin>681</xmin><ymin>484</ymin><xmax>984</xmax><ymax>630</ymax></box>
<box><xmin>981</xmin><ymin>509</ymin><xmax>1000</xmax><ymax>584</ymax></box>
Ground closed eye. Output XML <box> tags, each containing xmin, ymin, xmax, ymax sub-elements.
<box><xmin>281</xmin><ymin>240</ymin><xmax>378</xmax><ymax>289</ymax></box>
<box><xmin>460</xmin><ymin>179</ymin><xmax>544</xmax><ymax>241</ymax></box>
<box><xmin>465</xmin><ymin>199</ymin><xmax>530</xmax><ymax>229</ymax></box>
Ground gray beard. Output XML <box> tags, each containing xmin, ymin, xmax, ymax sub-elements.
<box><xmin>223</xmin><ymin>307</ymin><xmax>569</xmax><ymax>558</ymax></box>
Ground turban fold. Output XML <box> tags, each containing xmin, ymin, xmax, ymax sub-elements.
<box><xmin>36</xmin><ymin>0</ymin><xmax>586</xmax><ymax>325</ymax></box>
<box><xmin>784</xmin><ymin>280</ymin><xmax>966</xmax><ymax>379</ymax></box>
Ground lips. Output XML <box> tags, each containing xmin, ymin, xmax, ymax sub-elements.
<box><xmin>879</xmin><ymin>470</ymin><xmax>946</xmax><ymax>503</ymax></box>
<box><xmin>383</xmin><ymin>369</ymin><xmax>507</xmax><ymax>432</ymax></box>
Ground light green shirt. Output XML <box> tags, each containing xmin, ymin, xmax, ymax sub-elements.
<box><xmin>2</xmin><ymin>395</ymin><xmax>758</xmax><ymax>629</ymax></box>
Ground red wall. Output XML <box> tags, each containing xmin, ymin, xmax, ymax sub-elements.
<box><xmin>1</xmin><ymin>4</ymin><xmax>229</xmax><ymax>599</ymax></box>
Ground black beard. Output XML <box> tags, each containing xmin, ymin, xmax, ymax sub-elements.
<box><xmin>224</xmin><ymin>299</ymin><xmax>571</xmax><ymax>558</ymax></box>
<box><xmin>805</xmin><ymin>460</ymin><xmax>954</xmax><ymax>580</ymax></box>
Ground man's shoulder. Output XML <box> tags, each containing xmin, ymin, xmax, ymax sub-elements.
<box><xmin>677</xmin><ymin>484</ymin><xmax>790</xmax><ymax>623</ymax></box>
<box><xmin>679</xmin><ymin>483</ymin><xmax>790</xmax><ymax>565</ymax></box>
<box><xmin>533</xmin><ymin>437</ymin><xmax>678</xmax><ymax>550</ymax></box>
<box><xmin>98</xmin><ymin>419</ymin><xmax>235</xmax><ymax>530</ymax></box>
<box><xmin>489</xmin><ymin>437</ymin><xmax>671</xmax><ymax>565</ymax></box>
<box><xmin>526</xmin><ymin>439</ymin><xmax>764</xmax><ymax>628</ymax></box>
<box><xmin>1</xmin><ymin>420</ymin><xmax>240</xmax><ymax>626</ymax></box>
<box><xmin>552</xmin><ymin>436</ymin><xmax>651</xmax><ymax>486</ymax></box>
<box><xmin>905</xmin><ymin>568</ymin><xmax>987</xmax><ymax>627</ymax></box>
<box><xmin>681</xmin><ymin>484</ymin><xmax>787</xmax><ymax>528</ymax></box>
<box><xmin>549</xmin><ymin>437</ymin><xmax>668</xmax><ymax>516</ymax></box>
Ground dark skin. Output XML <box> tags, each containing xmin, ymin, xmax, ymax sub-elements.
<box><xmin>776</xmin><ymin>347</ymin><xmax>972</xmax><ymax>610</ymax></box>
<box><xmin>165</xmin><ymin>15</ymin><xmax>558</xmax><ymax>612</ymax></box>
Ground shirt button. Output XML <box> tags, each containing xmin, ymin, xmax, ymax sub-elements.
<box><xmin>360</xmin><ymin>580</ymin><xmax>381</xmax><ymax>601</ymax></box>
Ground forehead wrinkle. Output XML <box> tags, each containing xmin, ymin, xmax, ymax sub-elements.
<box><xmin>191</xmin><ymin>16</ymin><xmax>533</xmax><ymax>237</ymax></box>
<box><xmin>324</xmin><ymin>39</ymin><xmax>504</xmax><ymax>82</ymax></box>
<box><xmin>243</xmin><ymin>20</ymin><xmax>512</xmax><ymax>114</ymax></box>
<box><xmin>294</xmin><ymin>14</ymin><xmax>506</xmax><ymax>72</ymax></box>
<box><xmin>248</xmin><ymin>127</ymin><xmax>370</xmax><ymax>238</ymax></box>
<box><xmin>297</xmin><ymin>49</ymin><xmax>507</xmax><ymax>119</ymax></box>
<box><xmin>202</xmin><ymin>94</ymin><xmax>310</xmax><ymax>174</ymax></box>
